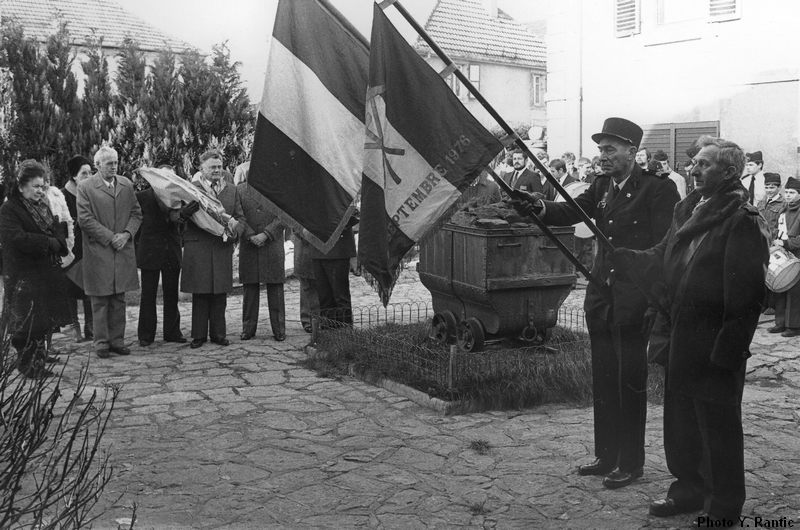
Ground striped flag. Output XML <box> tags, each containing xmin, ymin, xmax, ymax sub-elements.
<box><xmin>359</xmin><ymin>4</ymin><xmax>503</xmax><ymax>305</ymax></box>
<box><xmin>248</xmin><ymin>0</ymin><xmax>368</xmax><ymax>253</ymax></box>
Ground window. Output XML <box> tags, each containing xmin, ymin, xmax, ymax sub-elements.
<box><xmin>446</xmin><ymin>63</ymin><xmax>479</xmax><ymax>99</ymax></box>
<box><xmin>448</xmin><ymin>63</ymin><xmax>467</xmax><ymax>98</ymax></box>
<box><xmin>708</xmin><ymin>0</ymin><xmax>740</xmax><ymax>22</ymax></box>
<box><xmin>657</xmin><ymin>0</ymin><xmax>705</xmax><ymax>24</ymax></box>
<box><xmin>468</xmin><ymin>64</ymin><xmax>480</xmax><ymax>99</ymax></box>
<box><xmin>615</xmin><ymin>0</ymin><xmax>640</xmax><ymax>37</ymax></box>
<box><xmin>531</xmin><ymin>74</ymin><xmax>545</xmax><ymax>107</ymax></box>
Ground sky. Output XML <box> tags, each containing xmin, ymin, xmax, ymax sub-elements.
<box><xmin>115</xmin><ymin>0</ymin><xmax>544</xmax><ymax>102</ymax></box>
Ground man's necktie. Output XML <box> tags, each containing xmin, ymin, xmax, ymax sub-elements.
<box><xmin>748</xmin><ymin>177</ymin><xmax>755</xmax><ymax>205</ymax></box>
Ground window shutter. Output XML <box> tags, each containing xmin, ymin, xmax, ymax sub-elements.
<box><xmin>615</xmin><ymin>0</ymin><xmax>640</xmax><ymax>37</ymax></box>
<box><xmin>468</xmin><ymin>64</ymin><xmax>480</xmax><ymax>99</ymax></box>
<box><xmin>709</xmin><ymin>0</ymin><xmax>739</xmax><ymax>22</ymax></box>
<box><xmin>531</xmin><ymin>73</ymin><xmax>545</xmax><ymax>107</ymax></box>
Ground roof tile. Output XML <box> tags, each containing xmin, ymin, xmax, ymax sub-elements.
<box><xmin>0</xmin><ymin>0</ymin><xmax>193</xmax><ymax>53</ymax></box>
<box><xmin>415</xmin><ymin>0</ymin><xmax>545</xmax><ymax>68</ymax></box>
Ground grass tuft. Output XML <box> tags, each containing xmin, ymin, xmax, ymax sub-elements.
<box><xmin>469</xmin><ymin>440</ymin><xmax>491</xmax><ymax>455</ymax></box>
<box><xmin>303</xmin><ymin>320</ymin><xmax>666</xmax><ymax>413</ymax></box>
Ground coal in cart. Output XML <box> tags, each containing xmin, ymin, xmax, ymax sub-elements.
<box><xmin>418</xmin><ymin>223</ymin><xmax>576</xmax><ymax>352</ymax></box>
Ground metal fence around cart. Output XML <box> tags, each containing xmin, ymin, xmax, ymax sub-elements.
<box><xmin>309</xmin><ymin>302</ymin><xmax>589</xmax><ymax>395</ymax></box>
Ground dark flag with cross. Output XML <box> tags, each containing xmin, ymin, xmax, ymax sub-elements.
<box><xmin>247</xmin><ymin>0</ymin><xmax>368</xmax><ymax>253</ymax></box>
<box><xmin>359</xmin><ymin>3</ymin><xmax>503</xmax><ymax>305</ymax></box>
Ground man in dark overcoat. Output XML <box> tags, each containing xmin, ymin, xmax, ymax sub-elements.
<box><xmin>135</xmin><ymin>184</ymin><xmax>198</xmax><ymax>346</ymax></box>
<box><xmin>614</xmin><ymin>136</ymin><xmax>769</xmax><ymax>524</ymax></box>
<box><xmin>180</xmin><ymin>150</ymin><xmax>245</xmax><ymax>348</ymax></box>
<box><xmin>236</xmin><ymin>174</ymin><xmax>286</xmax><ymax>341</ymax></box>
<box><xmin>520</xmin><ymin>117</ymin><xmax>680</xmax><ymax>489</ymax></box>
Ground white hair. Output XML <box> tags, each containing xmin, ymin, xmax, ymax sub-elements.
<box><xmin>94</xmin><ymin>146</ymin><xmax>118</xmax><ymax>166</ymax></box>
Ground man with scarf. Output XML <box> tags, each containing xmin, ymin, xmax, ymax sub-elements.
<box><xmin>180</xmin><ymin>150</ymin><xmax>245</xmax><ymax>348</ymax></box>
<box><xmin>516</xmin><ymin>117</ymin><xmax>680</xmax><ymax>489</ymax></box>
<box><xmin>613</xmin><ymin>136</ymin><xmax>769</xmax><ymax>525</ymax></box>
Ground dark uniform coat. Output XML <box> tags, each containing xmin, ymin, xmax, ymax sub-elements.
<box><xmin>180</xmin><ymin>181</ymin><xmax>245</xmax><ymax>294</ymax></box>
<box><xmin>76</xmin><ymin>174</ymin><xmax>142</xmax><ymax>296</ymax></box>
<box><xmin>135</xmin><ymin>188</ymin><xmax>182</xmax><ymax>271</ymax></box>
<box><xmin>620</xmin><ymin>183</ymin><xmax>769</xmax><ymax>402</ymax></box>
<box><xmin>542</xmin><ymin>164</ymin><xmax>679</xmax><ymax>325</ymax></box>
<box><xmin>236</xmin><ymin>183</ymin><xmax>285</xmax><ymax>284</ymax></box>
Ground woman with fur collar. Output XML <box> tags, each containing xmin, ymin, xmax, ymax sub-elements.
<box><xmin>613</xmin><ymin>136</ymin><xmax>769</xmax><ymax>524</ymax></box>
<box><xmin>769</xmin><ymin>176</ymin><xmax>800</xmax><ymax>337</ymax></box>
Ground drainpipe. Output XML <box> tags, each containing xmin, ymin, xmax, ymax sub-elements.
<box><xmin>578</xmin><ymin>0</ymin><xmax>584</xmax><ymax>158</ymax></box>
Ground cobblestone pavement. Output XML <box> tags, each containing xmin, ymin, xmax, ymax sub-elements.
<box><xmin>47</xmin><ymin>268</ymin><xmax>799</xmax><ymax>529</ymax></box>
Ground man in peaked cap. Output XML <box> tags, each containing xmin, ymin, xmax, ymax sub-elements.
<box><xmin>741</xmin><ymin>150</ymin><xmax>766</xmax><ymax>205</ymax></box>
<box><xmin>516</xmin><ymin>117</ymin><xmax>680</xmax><ymax>489</ymax></box>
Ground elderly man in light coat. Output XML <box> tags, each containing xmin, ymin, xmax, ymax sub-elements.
<box><xmin>77</xmin><ymin>146</ymin><xmax>142</xmax><ymax>358</ymax></box>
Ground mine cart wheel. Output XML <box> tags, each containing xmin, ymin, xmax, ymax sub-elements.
<box><xmin>457</xmin><ymin>317</ymin><xmax>485</xmax><ymax>352</ymax></box>
<box><xmin>431</xmin><ymin>311</ymin><xmax>458</xmax><ymax>344</ymax></box>
<box><xmin>533</xmin><ymin>327</ymin><xmax>553</xmax><ymax>345</ymax></box>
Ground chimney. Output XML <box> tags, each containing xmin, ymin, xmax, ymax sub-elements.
<box><xmin>481</xmin><ymin>0</ymin><xmax>498</xmax><ymax>18</ymax></box>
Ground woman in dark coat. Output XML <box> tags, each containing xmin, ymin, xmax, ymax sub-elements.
<box><xmin>0</xmin><ymin>160</ymin><xmax>70</xmax><ymax>378</ymax></box>
<box><xmin>61</xmin><ymin>155</ymin><xmax>94</xmax><ymax>341</ymax></box>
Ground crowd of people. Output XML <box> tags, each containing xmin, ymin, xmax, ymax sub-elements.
<box><xmin>1</xmin><ymin>115</ymin><xmax>797</xmax><ymax>526</ymax></box>
<box><xmin>0</xmin><ymin>147</ymin><xmax>357</xmax><ymax>380</ymax></box>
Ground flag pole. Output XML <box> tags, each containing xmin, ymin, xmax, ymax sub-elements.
<box><xmin>487</xmin><ymin>167</ymin><xmax>605</xmax><ymax>290</ymax></box>
<box><xmin>389</xmin><ymin>0</ymin><xmax>614</xmax><ymax>252</ymax></box>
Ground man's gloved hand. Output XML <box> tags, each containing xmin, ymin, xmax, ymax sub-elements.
<box><xmin>179</xmin><ymin>200</ymin><xmax>200</xmax><ymax>219</ymax></box>
<box><xmin>510</xmin><ymin>190</ymin><xmax>544</xmax><ymax>218</ymax></box>
<box><xmin>48</xmin><ymin>237</ymin><xmax>67</xmax><ymax>256</ymax></box>
<box><xmin>611</xmin><ymin>247</ymin><xmax>637</xmax><ymax>274</ymax></box>
<box><xmin>641</xmin><ymin>307</ymin><xmax>658</xmax><ymax>336</ymax></box>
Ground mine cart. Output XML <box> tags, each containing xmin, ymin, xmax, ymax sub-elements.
<box><xmin>418</xmin><ymin>223</ymin><xmax>576</xmax><ymax>352</ymax></box>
